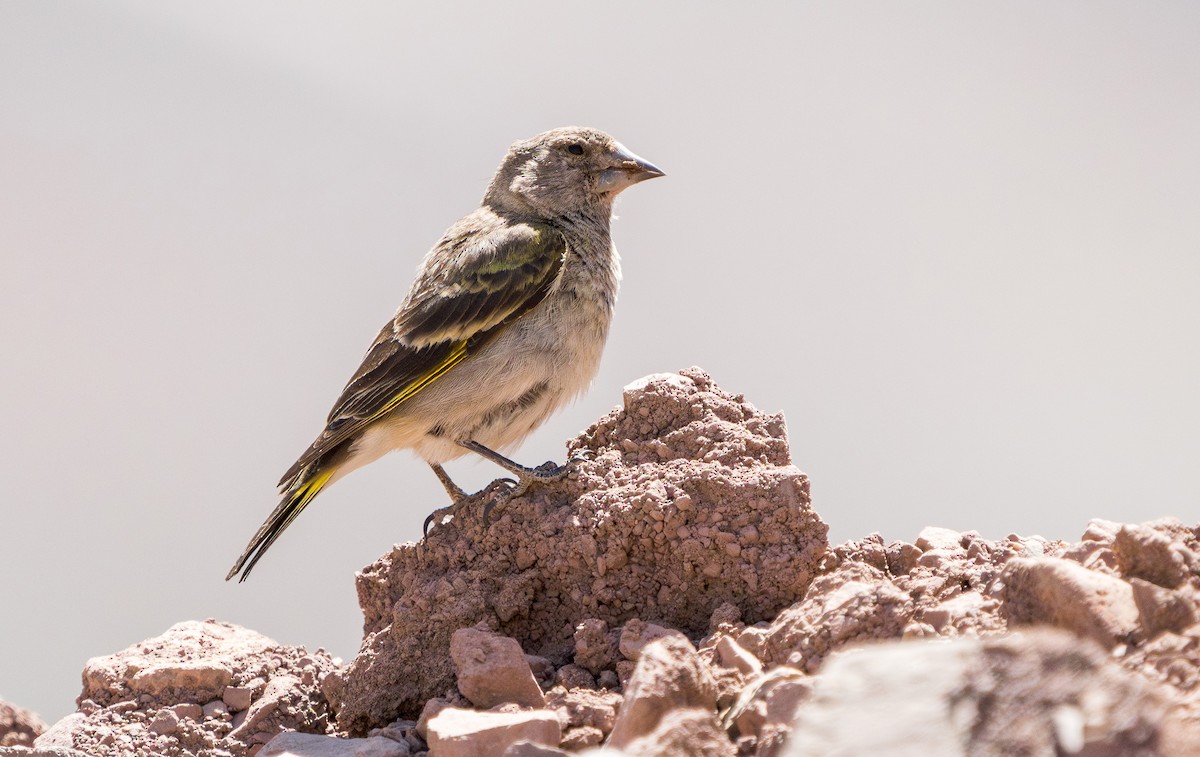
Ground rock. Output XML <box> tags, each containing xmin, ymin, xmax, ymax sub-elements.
<box><xmin>148</xmin><ymin>709</ymin><xmax>180</xmax><ymax>736</ymax></box>
<box><xmin>722</xmin><ymin>667</ymin><xmax>810</xmax><ymax>744</ymax></box>
<box><xmin>450</xmin><ymin>627</ymin><xmax>545</xmax><ymax>709</ymax></box>
<box><xmin>606</xmin><ymin>635</ymin><xmax>718</xmax><ymax>749</ymax></box>
<box><xmin>618</xmin><ymin>708</ymin><xmax>735</xmax><ymax>757</ymax></box>
<box><xmin>1113</xmin><ymin>523</ymin><xmax>1196</xmax><ymax>589</ymax></box>
<box><xmin>24</xmin><ymin>374</ymin><xmax>1200</xmax><ymax>755</ymax></box>
<box><xmin>553</xmin><ymin>664</ymin><xmax>596</xmax><ymax>690</ymax></box>
<box><xmin>618</xmin><ymin>620</ymin><xmax>688</xmax><ymax>662</ymax></box>
<box><xmin>560</xmin><ymin>725</ymin><xmax>604</xmax><ymax>749</ymax></box>
<box><xmin>168</xmin><ymin>703</ymin><xmax>203</xmax><ymax>721</ymax></box>
<box><xmin>29</xmin><ymin>714</ymin><xmax>86</xmax><ymax>750</ymax></box>
<box><xmin>425</xmin><ymin>708</ymin><xmax>561</xmax><ymax>757</ymax></box>
<box><xmin>714</xmin><ymin>636</ymin><xmax>762</xmax><ymax>677</ymax></box>
<box><xmin>920</xmin><ymin>592</ymin><xmax>995</xmax><ymax>634</ymax></box>
<box><xmin>330</xmin><ymin>369</ymin><xmax>826</xmax><ymax>733</ymax></box>
<box><xmin>544</xmin><ymin>687</ymin><xmax>622</xmax><ymax>737</ymax></box>
<box><xmin>1002</xmin><ymin>557</ymin><xmax>1140</xmax><ymax>646</ymax></box>
<box><xmin>229</xmin><ymin>674</ymin><xmax>305</xmax><ymax>741</ymax></box>
<box><xmin>1082</xmin><ymin>519</ymin><xmax>1123</xmax><ymax>543</ymax></box>
<box><xmin>525</xmin><ymin>656</ymin><xmax>555</xmax><ymax>690</ymax></box>
<box><xmin>759</xmin><ymin>677</ymin><xmax>810</xmax><ymax>737</ymax></box>
<box><xmin>708</xmin><ymin>603</ymin><xmax>743</xmax><ymax>631</ymax></box>
<box><xmin>759</xmin><ymin>562</ymin><xmax>914</xmax><ymax>670</ymax></box>
<box><xmin>2</xmin><ymin>747</ymin><xmax>94</xmax><ymax>757</ymax></box>
<box><xmin>39</xmin><ymin>620</ymin><xmax>337</xmax><ymax>756</ymax></box>
<box><xmin>1130</xmin><ymin>578</ymin><xmax>1200</xmax><ymax>637</ymax></box>
<box><xmin>127</xmin><ymin>662</ymin><xmax>233</xmax><ymax>700</ymax></box>
<box><xmin>915</xmin><ymin>526</ymin><xmax>963</xmax><ymax>552</ymax></box>
<box><xmin>503</xmin><ymin>741</ymin><xmax>569</xmax><ymax>757</ymax></box>
<box><xmin>202</xmin><ymin>700</ymin><xmax>229</xmax><ymax>719</ymax></box>
<box><xmin>884</xmin><ymin>541</ymin><xmax>922</xmax><ymax>575</ymax></box>
<box><xmin>785</xmin><ymin>629</ymin><xmax>1195</xmax><ymax>756</ymax></box>
<box><xmin>223</xmin><ymin>686</ymin><xmax>255</xmax><ymax>712</ymax></box>
<box><xmin>0</xmin><ymin>699</ymin><xmax>47</xmax><ymax>747</ymax></box>
<box><xmin>573</xmin><ymin>620</ymin><xmax>620</xmax><ymax>676</ymax></box>
<box><xmin>259</xmin><ymin>731</ymin><xmax>411</xmax><ymax>756</ymax></box>
<box><xmin>415</xmin><ymin>698</ymin><xmax>449</xmax><ymax>741</ymax></box>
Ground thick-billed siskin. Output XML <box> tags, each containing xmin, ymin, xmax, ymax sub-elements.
<box><xmin>227</xmin><ymin>126</ymin><xmax>663</xmax><ymax>581</ymax></box>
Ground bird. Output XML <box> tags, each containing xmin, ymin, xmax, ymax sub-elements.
<box><xmin>226</xmin><ymin>126</ymin><xmax>664</xmax><ymax>582</ymax></box>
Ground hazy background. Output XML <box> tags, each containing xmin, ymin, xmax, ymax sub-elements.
<box><xmin>3</xmin><ymin>1</ymin><xmax>1199</xmax><ymax>723</ymax></box>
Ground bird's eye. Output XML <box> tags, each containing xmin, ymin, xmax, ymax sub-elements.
<box><xmin>567</xmin><ymin>143</ymin><xmax>584</xmax><ymax>156</ymax></box>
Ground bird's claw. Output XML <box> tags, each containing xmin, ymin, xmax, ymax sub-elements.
<box><xmin>481</xmin><ymin>478</ymin><xmax>518</xmax><ymax>527</ymax></box>
<box><xmin>532</xmin><ymin>461</ymin><xmax>568</xmax><ymax>477</ymax></box>
<box><xmin>422</xmin><ymin>478</ymin><xmax>516</xmax><ymax>536</ymax></box>
<box><xmin>569</xmin><ymin>447</ymin><xmax>595</xmax><ymax>463</ymax></box>
<box><xmin>423</xmin><ymin>505</ymin><xmax>454</xmax><ymax>537</ymax></box>
<box><xmin>426</xmin><ymin>452</ymin><xmax>592</xmax><ymax>535</ymax></box>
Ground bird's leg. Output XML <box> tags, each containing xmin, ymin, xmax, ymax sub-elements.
<box><xmin>425</xmin><ymin>442</ymin><xmax>586</xmax><ymax>533</ymax></box>
<box><xmin>422</xmin><ymin>462</ymin><xmax>516</xmax><ymax>536</ymax></box>
<box><xmin>423</xmin><ymin>463</ymin><xmax>466</xmax><ymax>536</ymax></box>
<box><xmin>460</xmin><ymin>439</ymin><xmax>591</xmax><ymax>525</ymax></box>
<box><xmin>459</xmin><ymin>439</ymin><xmax>574</xmax><ymax>481</ymax></box>
<box><xmin>430</xmin><ymin>463</ymin><xmax>467</xmax><ymax>501</ymax></box>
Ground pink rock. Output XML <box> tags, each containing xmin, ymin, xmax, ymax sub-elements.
<box><xmin>148</xmin><ymin>709</ymin><xmax>180</xmax><ymax>736</ymax></box>
<box><xmin>787</xmin><ymin>630</ymin><xmax>1196</xmax><ymax>756</ymax></box>
<box><xmin>260</xmin><ymin>731</ymin><xmax>411</xmax><ymax>756</ymax></box>
<box><xmin>1002</xmin><ymin>557</ymin><xmax>1140</xmax><ymax>647</ymax></box>
<box><xmin>618</xmin><ymin>619</ymin><xmax>688</xmax><ymax>662</ymax></box>
<box><xmin>619</xmin><ymin>707</ymin><xmax>735</xmax><ymax>757</ymax></box>
<box><xmin>129</xmin><ymin>661</ymin><xmax>233</xmax><ymax>699</ymax></box>
<box><xmin>553</xmin><ymin>664</ymin><xmax>596</xmax><ymax>690</ymax></box>
<box><xmin>1113</xmin><ymin>523</ymin><xmax>1197</xmax><ymax>589</ymax></box>
<box><xmin>503</xmin><ymin>741</ymin><xmax>570</xmax><ymax>756</ymax></box>
<box><xmin>915</xmin><ymin>526</ymin><xmax>963</xmax><ymax>552</ymax></box>
<box><xmin>0</xmin><ymin>698</ymin><xmax>47</xmax><ymax>747</ymax></box>
<box><xmin>331</xmin><ymin>370</ymin><xmax>827</xmax><ymax>734</ymax></box>
<box><xmin>450</xmin><ymin>627</ymin><xmax>545</xmax><ymax>709</ymax></box>
<box><xmin>715</xmin><ymin>636</ymin><xmax>762</xmax><ymax>677</ymax></box>
<box><xmin>1130</xmin><ymin>578</ymin><xmax>1200</xmax><ymax>637</ymax></box>
<box><xmin>545</xmin><ymin>686</ymin><xmax>622</xmax><ymax>736</ymax></box>
<box><xmin>573</xmin><ymin>619</ymin><xmax>620</xmax><ymax>675</ymax></box>
<box><xmin>759</xmin><ymin>562</ymin><xmax>914</xmax><ymax>669</ymax></box>
<box><xmin>606</xmin><ymin>635</ymin><xmax>718</xmax><ymax>749</ymax></box>
<box><xmin>48</xmin><ymin>620</ymin><xmax>336</xmax><ymax>756</ymax></box>
<box><xmin>559</xmin><ymin>725</ymin><xmax>603</xmax><ymax>749</ymax></box>
<box><xmin>425</xmin><ymin>707</ymin><xmax>561</xmax><ymax>757</ymax></box>
<box><xmin>223</xmin><ymin>686</ymin><xmax>254</xmax><ymax>712</ymax></box>
<box><xmin>415</xmin><ymin>697</ymin><xmax>450</xmax><ymax>740</ymax></box>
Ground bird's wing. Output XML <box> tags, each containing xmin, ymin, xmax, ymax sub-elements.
<box><xmin>279</xmin><ymin>220</ymin><xmax>567</xmax><ymax>487</ymax></box>
<box><xmin>392</xmin><ymin>221</ymin><xmax>569</xmax><ymax>348</ymax></box>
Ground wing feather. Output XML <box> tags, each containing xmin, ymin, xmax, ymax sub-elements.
<box><xmin>278</xmin><ymin>217</ymin><xmax>567</xmax><ymax>488</ymax></box>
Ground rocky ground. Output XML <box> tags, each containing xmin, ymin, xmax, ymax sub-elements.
<box><xmin>0</xmin><ymin>700</ymin><xmax>45</xmax><ymax>747</ymax></box>
<box><xmin>5</xmin><ymin>368</ymin><xmax>1200</xmax><ymax>756</ymax></box>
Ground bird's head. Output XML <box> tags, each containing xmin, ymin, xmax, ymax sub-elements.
<box><xmin>485</xmin><ymin>126</ymin><xmax>664</xmax><ymax>217</ymax></box>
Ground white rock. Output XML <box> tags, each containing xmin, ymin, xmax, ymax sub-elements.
<box><xmin>426</xmin><ymin>708</ymin><xmax>561</xmax><ymax>757</ymax></box>
<box><xmin>259</xmin><ymin>731</ymin><xmax>411</xmax><ymax>756</ymax></box>
<box><xmin>916</xmin><ymin>526</ymin><xmax>963</xmax><ymax>552</ymax></box>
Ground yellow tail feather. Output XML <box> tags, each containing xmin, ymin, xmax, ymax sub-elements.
<box><xmin>226</xmin><ymin>466</ymin><xmax>337</xmax><ymax>582</ymax></box>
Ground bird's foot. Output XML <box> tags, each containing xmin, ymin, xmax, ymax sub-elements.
<box><xmin>481</xmin><ymin>453</ymin><xmax>594</xmax><ymax>526</ymax></box>
<box><xmin>422</xmin><ymin>504</ymin><xmax>455</xmax><ymax>537</ymax></box>
<box><xmin>423</xmin><ymin>477</ymin><xmax>518</xmax><ymax>536</ymax></box>
<box><xmin>568</xmin><ymin>447</ymin><xmax>594</xmax><ymax>464</ymax></box>
<box><xmin>445</xmin><ymin>440</ymin><xmax>596</xmax><ymax>529</ymax></box>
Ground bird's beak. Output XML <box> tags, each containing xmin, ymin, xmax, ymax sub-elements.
<box><xmin>597</xmin><ymin>142</ymin><xmax>665</xmax><ymax>194</ymax></box>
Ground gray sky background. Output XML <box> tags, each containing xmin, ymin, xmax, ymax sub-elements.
<box><xmin>3</xmin><ymin>1</ymin><xmax>1199</xmax><ymax>723</ymax></box>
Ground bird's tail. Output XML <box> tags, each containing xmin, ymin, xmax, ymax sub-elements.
<box><xmin>225</xmin><ymin>465</ymin><xmax>338</xmax><ymax>582</ymax></box>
